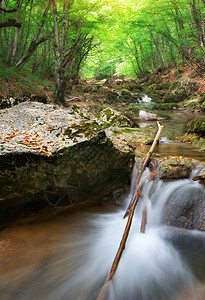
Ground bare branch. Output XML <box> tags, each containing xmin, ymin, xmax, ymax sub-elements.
<box><xmin>0</xmin><ymin>19</ymin><xmax>21</xmax><ymax>28</ymax></box>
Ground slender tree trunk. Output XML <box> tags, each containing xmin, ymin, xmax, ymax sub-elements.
<box><xmin>150</xmin><ymin>31</ymin><xmax>165</xmax><ymax>68</ymax></box>
<box><xmin>53</xmin><ymin>0</ymin><xmax>60</xmax><ymax>87</ymax></box>
<box><xmin>1</xmin><ymin>0</ymin><xmax>9</xmax><ymax>57</ymax></box>
<box><xmin>10</xmin><ymin>0</ymin><xmax>22</xmax><ymax>65</ymax></box>
<box><xmin>10</xmin><ymin>27</ymin><xmax>20</xmax><ymax>65</ymax></box>
<box><xmin>16</xmin><ymin>0</ymin><xmax>52</xmax><ymax>69</ymax></box>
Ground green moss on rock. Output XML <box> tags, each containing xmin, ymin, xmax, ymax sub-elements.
<box><xmin>187</xmin><ymin>118</ymin><xmax>205</xmax><ymax>136</ymax></box>
<box><xmin>158</xmin><ymin>156</ymin><xmax>195</xmax><ymax>179</ymax></box>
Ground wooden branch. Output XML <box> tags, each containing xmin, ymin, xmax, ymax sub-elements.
<box><xmin>0</xmin><ymin>19</ymin><xmax>21</xmax><ymax>29</ymax></box>
<box><xmin>140</xmin><ymin>204</ymin><xmax>147</xmax><ymax>233</ymax></box>
<box><xmin>96</xmin><ymin>122</ymin><xmax>163</xmax><ymax>300</ymax></box>
<box><xmin>124</xmin><ymin>121</ymin><xmax>163</xmax><ymax>218</ymax></box>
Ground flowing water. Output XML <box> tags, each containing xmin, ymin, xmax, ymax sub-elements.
<box><xmin>0</xmin><ymin>95</ymin><xmax>205</xmax><ymax>299</ymax></box>
<box><xmin>0</xmin><ymin>158</ymin><xmax>205</xmax><ymax>300</ymax></box>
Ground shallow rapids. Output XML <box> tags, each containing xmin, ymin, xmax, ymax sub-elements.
<box><xmin>0</xmin><ymin>162</ymin><xmax>205</xmax><ymax>300</ymax></box>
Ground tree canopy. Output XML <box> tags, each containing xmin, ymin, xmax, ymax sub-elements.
<box><xmin>0</xmin><ymin>0</ymin><xmax>205</xmax><ymax>104</ymax></box>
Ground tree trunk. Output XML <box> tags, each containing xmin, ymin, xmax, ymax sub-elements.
<box><xmin>53</xmin><ymin>0</ymin><xmax>60</xmax><ymax>87</ymax></box>
<box><xmin>150</xmin><ymin>31</ymin><xmax>165</xmax><ymax>68</ymax></box>
<box><xmin>16</xmin><ymin>0</ymin><xmax>52</xmax><ymax>69</ymax></box>
<box><xmin>10</xmin><ymin>27</ymin><xmax>20</xmax><ymax>65</ymax></box>
<box><xmin>56</xmin><ymin>79</ymin><xmax>67</xmax><ymax>105</ymax></box>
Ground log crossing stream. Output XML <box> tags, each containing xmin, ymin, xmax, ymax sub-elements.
<box><xmin>0</xmin><ymin>96</ymin><xmax>205</xmax><ymax>300</ymax></box>
<box><xmin>0</xmin><ymin>149</ymin><xmax>205</xmax><ymax>299</ymax></box>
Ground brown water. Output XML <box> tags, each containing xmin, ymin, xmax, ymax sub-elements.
<box><xmin>140</xmin><ymin>141</ymin><xmax>205</xmax><ymax>162</ymax></box>
<box><xmin>139</xmin><ymin>109</ymin><xmax>205</xmax><ymax>162</ymax></box>
<box><xmin>0</xmin><ymin>163</ymin><xmax>205</xmax><ymax>300</ymax></box>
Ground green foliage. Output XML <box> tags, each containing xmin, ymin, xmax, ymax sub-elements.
<box><xmin>1</xmin><ymin>0</ymin><xmax>205</xmax><ymax>82</ymax></box>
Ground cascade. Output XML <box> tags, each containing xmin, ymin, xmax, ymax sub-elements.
<box><xmin>0</xmin><ymin>161</ymin><xmax>204</xmax><ymax>300</ymax></box>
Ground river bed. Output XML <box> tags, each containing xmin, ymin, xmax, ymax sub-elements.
<box><xmin>0</xmin><ymin>104</ymin><xmax>205</xmax><ymax>299</ymax></box>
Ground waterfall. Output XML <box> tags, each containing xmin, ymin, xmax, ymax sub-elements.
<box><xmin>0</xmin><ymin>162</ymin><xmax>204</xmax><ymax>300</ymax></box>
<box><xmin>45</xmin><ymin>161</ymin><xmax>204</xmax><ymax>300</ymax></box>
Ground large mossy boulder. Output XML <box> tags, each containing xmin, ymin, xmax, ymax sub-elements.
<box><xmin>158</xmin><ymin>156</ymin><xmax>195</xmax><ymax>179</ymax></box>
<box><xmin>187</xmin><ymin>118</ymin><xmax>205</xmax><ymax>136</ymax></box>
<box><xmin>0</xmin><ymin>102</ymin><xmax>134</xmax><ymax>226</ymax></box>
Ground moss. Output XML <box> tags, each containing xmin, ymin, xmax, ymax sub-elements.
<box><xmin>187</xmin><ymin>118</ymin><xmax>205</xmax><ymax>136</ymax></box>
<box><xmin>162</xmin><ymin>90</ymin><xmax>187</xmax><ymax>103</ymax></box>
<box><xmin>156</xmin><ymin>112</ymin><xmax>172</xmax><ymax>119</ymax></box>
<box><xmin>64</xmin><ymin>120</ymin><xmax>102</xmax><ymax>139</ymax></box>
<box><xmin>72</xmin><ymin>105</ymin><xmax>79</xmax><ymax>113</ymax></box>
<box><xmin>98</xmin><ymin>108</ymin><xmax>133</xmax><ymax>128</ymax></box>
<box><xmin>193</xmin><ymin>138</ymin><xmax>205</xmax><ymax>151</ymax></box>
<box><xmin>101</xmin><ymin>108</ymin><xmax>115</xmax><ymax>121</ymax></box>
<box><xmin>122</xmin><ymin>128</ymin><xmax>140</xmax><ymax>133</ymax></box>
<box><xmin>152</xmin><ymin>103</ymin><xmax>178</xmax><ymax>110</ymax></box>
<box><xmin>112</xmin><ymin>129</ymin><xmax>123</xmax><ymax>134</ymax></box>
<box><xmin>102</xmin><ymin>122</ymin><xmax>111</xmax><ymax>129</ymax></box>
<box><xmin>123</xmin><ymin>106</ymin><xmax>140</xmax><ymax>118</ymax></box>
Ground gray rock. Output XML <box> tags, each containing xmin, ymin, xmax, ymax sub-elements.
<box><xmin>163</xmin><ymin>184</ymin><xmax>205</xmax><ymax>231</ymax></box>
<box><xmin>0</xmin><ymin>102</ymin><xmax>134</xmax><ymax>226</ymax></box>
<box><xmin>158</xmin><ymin>156</ymin><xmax>195</xmax><ymax>179</ymax></box>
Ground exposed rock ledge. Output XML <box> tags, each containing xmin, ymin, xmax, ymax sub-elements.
<box><xmin>0</xmin><ymin>102</ymin><xmax>135</xmax><ymax>226</ymax></box>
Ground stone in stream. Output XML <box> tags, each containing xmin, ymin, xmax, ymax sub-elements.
<box><xmin>158</xmin><ymin>156</ymin><xmax>195</xmax><ymax>179</ymax></box>
<box><xmin>192</xmin><ymin>171</ymin><xmax>205</xmax><ymax>187</ymax></box>
<box><xmin>187</xmin><ymin>118</ymin><xmax>205</xmax><ymax>136</ymax></box>
<box><xmin>163</xmin><ymin>185</ymin><xmax>205</xmax><ymax>231</ymax></box>
<box><xmin>158</xmin><ymin>156</ymin><xmax>205</xmax><ymax>231</ymax></box>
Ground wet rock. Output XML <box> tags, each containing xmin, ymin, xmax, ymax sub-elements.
<box><xmin>167</xmin><ymin>228</ymin><xmax>205</xmax><ymax>280</ymax></box>
<box><xmin>138</xmin><ymin>110</ymin><xmax>168</xmax><ymax>121</ymax></box>
<box><xmin>122</xmin><ymin>106</ymin><xmax>140</xmax><ymax>126</ymax></box>
<box><xmin>192</xmin><ymin>171</ymin><xmax>205</xmax><ymax>187</ymax></box>
<box><xmin>103</xmin><ymin>187</ymin><xmax>129</xmax><ymax>207</ymax></box>
<box><xmin>187</xmin><ymin>118</ymin><xmax>205</xmax><ymax>136</ymax></box>
<box><xmin>163</xmin><ymin>184</ymin><xmax>205</xmax><ymax>231</ymax></box>
<box><xmin>158</xmin><ymin>156</ymin><xmax>195</xmax><ymax>179</ymax></box>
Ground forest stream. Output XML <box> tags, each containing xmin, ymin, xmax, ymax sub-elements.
<box><xmin>1</xmin><ymin>0</ymin><xmax>205</xmax><ymax>298</ymax></box>
<box><xmin>0</xmin><ymin>109</ymin><xmax>205</xmax><ymax>300</ymax></box>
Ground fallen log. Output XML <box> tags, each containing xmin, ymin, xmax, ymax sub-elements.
<box><xmin>124</xmin><ymin>121</ymin><xmax>163</xmax><ymax>218</ymax></box>
<box><xmin>96</xmin><ymin>121</ymin><xmax>163</xmax><ymax>300</ymax></box>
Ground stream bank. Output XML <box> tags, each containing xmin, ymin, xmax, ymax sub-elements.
<box><xmin>0</xmin><ymin>71</ymin><xmax>205</xmax><ymax>227</ymax></box>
